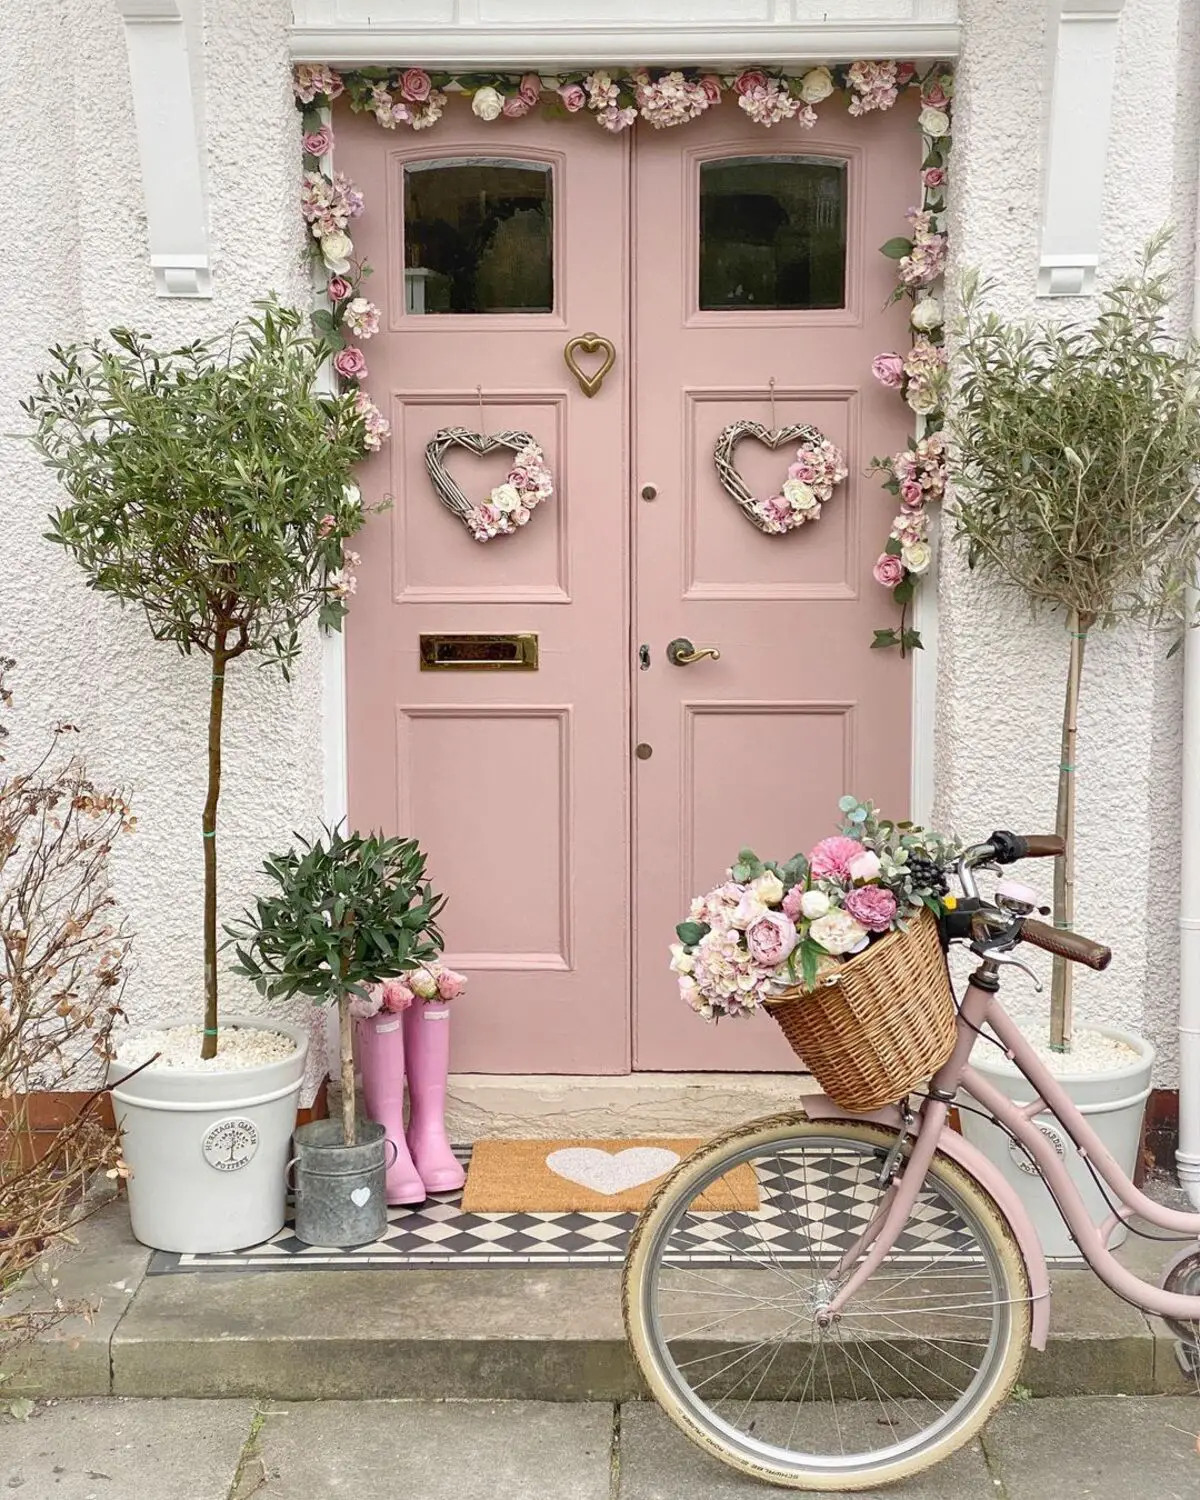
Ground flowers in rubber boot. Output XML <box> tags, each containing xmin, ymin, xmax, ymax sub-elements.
<box><xmin>673</xmin><ymin>798</ymin><xmax>959</xmax><ymax>1021</ymax></box>
<box><xmin>350</xmin><ymin>960</ymin><xmax>469</xmax><ymax>1018</ymax></box>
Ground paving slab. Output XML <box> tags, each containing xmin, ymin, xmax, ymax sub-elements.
<box><xmin>982</xmin><ymin>1396</ymin><xmax>1200</xmax><ymax>1500</ymax></box>
<box><xmin>616</xmin><ymin>1402</ymin><xmax>996</xmax><ymax>1498</ymax></box>
<box><xmin>241</xmin><ymin>1400</ymin><xmax>613</xmax><ymax>1500</ymax></box>
<box><xmin>1021</xmin><ymin>1257</ymin><xmax>1155</xmax><ymax>1396</ymax></box>
<box><xmin>0</xmin><ymin>1398</ymin><xmax>253</xmax><ymax>1500</ymax></box>
<box><xmin>112</xmin><ymin>1265</ymin><xmax>639</xmax><ymax>1400</ymax></box>
<box><xmin>3</xmin><ymin>1197</ymin><xmax>151</xmax><ymax>1398</ymax></box>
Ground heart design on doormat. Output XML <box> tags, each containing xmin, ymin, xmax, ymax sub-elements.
<box><xmin>713</xmin><ymin>420</ymin><xmax>848</xmax><ymax>536</ymax></box>
<box><xmin>424</xmin><ymin>427</ymin><xmax>554</xmax><ymax>543</ymax></box>
<box><xmin>544</xmin><ymin>1145</ymin><xmax>680</xmax><ymax>1197</ymax></box>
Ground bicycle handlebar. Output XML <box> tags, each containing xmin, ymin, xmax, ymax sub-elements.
<box><xmin>1021</xmin><ymin>918</ymin><xmax>1111</xmax><ymax>971</ymax></box>
<box><xmin>986</xmin><ymin>831</ymin><xmax>1066</xmax><ymax>864</ymax></box>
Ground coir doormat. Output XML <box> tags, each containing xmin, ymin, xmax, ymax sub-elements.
<box><xmin>459</xmin><ymin>1137</ymin><xmax>759</xmax><ymax>1214</ymax></box>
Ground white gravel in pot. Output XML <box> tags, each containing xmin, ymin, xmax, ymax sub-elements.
<box><xmin>117</xmin><ymin>1024</ymin><xmax>298</xmax><ymax>1072</ymax></box>
<box><xmin>975</xmin><ymin>1020</ymin><xmax>1142</xmax><ymax>1078</ymax></box>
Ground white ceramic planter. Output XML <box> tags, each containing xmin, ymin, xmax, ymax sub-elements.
<box><xmin>108</xmin><ymin>1015</ymin><xmax>308</xmax><ymax>1254</ymax></box>
<box><xmin>958</xmin><ymin>1023</ymin><xmax>1155</xmax><ymax>1260</ymax></box>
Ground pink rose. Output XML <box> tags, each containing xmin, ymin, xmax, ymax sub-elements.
<box><xmin>781</xmin><ymin>885</ymin><xmax>804</xmax><ymax>921</ymax></box>
<box><xmin>518</xmin><ymin>73</ymin><xmax>542</xmax><ymax>107</ymax></box>
<box><xmin>349</xmin><ymin>988</ymin><xmax>383</xmax><ymax>1020</ymax></box>
<box><xmin>733</xmin><ymin>70</ymin><xmax>768</xmax><ymax>96</ymax></box>
<box><xmin>503</xmin><ymin>95</ymin><xmax>531</xmax><ymax>118</ymax></box>
<box><xmin>436</xmin><ymin>967</ymin><xmax>468</xmax><ymax>1000</ymax></box>
<box><xmin>381</xmin><ymin>979</ymin><xmax>414</xmax><ymax>1012</ymax></box>
<box><xmin>399</xmin><ymin>68</ymin><xmax>432</xmax><ymax>103</ymax></box>
<box><xmin>327</xmin><ymin>275</ymin><xmax>352</xmax><ymax>303</ymax></box>
<box><xmin>923</xmin><ymin>83</ymin><xmax>948</xmax><ymax>108</ymax></box>
<box><xmin>873</xmin><ymin>552</ymin><xmax>905</xmax><ymax>588</ymax></box>
<box><xmin>900</xmin><ymin>479</ymin><xmax>925</xmax><ymax>507</ymax></box>
<box><xmin>745</xmin><ymin>910</ymin><xmax>798</xmax><ymax>968</ymax></box>
<box><xmin>303</xmin><ymin>126</ymin><xmax>334</xmax><ymax>157</ymax></box>
<box><xmin>700</xmin><ymin>74</ymin><xmax>723</xmax><ymax>103</ymax></box>
<box><xmin>847</xmin><ymin>851</ymin><xmax>882</xmax><ymax>883</ymax></box>
<box><xmin>872</xmin><ymin>352</ymin><xmax>906</xmax><ymax>389</ymax></box>
<box><xmin>317</xmin><ymin>514</ymin><xmax>336</xmax><ymax>537</ymax></box>
<box><xmin>896</xmin><ymin>62</ymin><xmax>918</xmax><ymax>87</ymax></box>
<box><xmin>333</xmin><ymin>346</ymin><xmax>367</xmax><ymax>380</ymax></box>
<box><xmin>922</xmin><ymin>167</ymin><xmax>946</xmax><ymax>189</ymax></box>
<box><xmin>844</xmin><ymin>885</ymin><xmax>898</xmax><ymax>933</ymax></box>
<box><xmin>808</xmin><ymin>836</ymin><xmax>867</xmax><ymax>880</ymax></box>
<box><xmin>558</xmin><ymin>83</ymin><xmax>586</xmax><ymax>112</ymax></box>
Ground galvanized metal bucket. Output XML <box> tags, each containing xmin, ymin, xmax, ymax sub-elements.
<box><xmin>287</xmin><ymin>1118</ymin><xmax>396</xmax><ymax>1248</ymax></box>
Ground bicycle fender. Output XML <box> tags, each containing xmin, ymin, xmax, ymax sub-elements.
<box><xmin>800</xmin><ymin>1093</ymin><xmax>1051</xmax><ymax>1350</ymax></box>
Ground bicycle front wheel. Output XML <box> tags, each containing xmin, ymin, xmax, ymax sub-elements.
<box><xmin>623</xmin><ymin>1112</ymin><xmax>1031</xmax><ymax>1492</ymax></box>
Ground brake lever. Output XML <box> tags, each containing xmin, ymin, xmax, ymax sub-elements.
<box><xmin>983</xmin><ymin>949</ymin><xmax>1044</xmax><ymax>992</ymax></box>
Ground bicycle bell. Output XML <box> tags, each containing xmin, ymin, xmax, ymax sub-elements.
<box><xmin>994</xmin><ymin>879</ymin><xmax>1049</xmax><ymax>917</ymax></box>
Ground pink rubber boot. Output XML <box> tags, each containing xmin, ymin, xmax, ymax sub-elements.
<box><xmin>356</xmin><ymin>1014</ymin><xmax>426</xmax><ymax>1205</ymax></box>
<box><xmin>403</xmin><ymin>1002</ymin><xmax>465</xmax><ymax>1193</ymax></box>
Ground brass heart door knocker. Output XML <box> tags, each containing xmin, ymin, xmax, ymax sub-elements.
<box><xmin>563</xmin><ymin>333</ymin><xmax>616</xmax><ymax>398</ymax></box>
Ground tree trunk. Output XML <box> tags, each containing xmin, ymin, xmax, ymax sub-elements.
<box><xmin>1050</xmin><ymin>610</ymin><xmax>1091</xmax><ymax>1052</ymax></box>
<box><xmin>339</xmin><ymin>993</ymin><xmax>357</xmax><ymax>1147</ymax></box>
<box><xmin>201</xmin><ymin>643</ymin><xmax>229</xmax><ymax>1061</ymax></box>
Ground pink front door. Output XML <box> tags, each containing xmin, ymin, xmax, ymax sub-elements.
<box><xmin>340</xmin><ymin>98</ymin><xmax>918</xmax><ymax>1074</ymax></box>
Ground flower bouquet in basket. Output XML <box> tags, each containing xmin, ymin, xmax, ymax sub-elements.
<box><xmin>672</xmin><ymin>798</ymin><xmax>962</xmax><ymax>1109</ymax></box>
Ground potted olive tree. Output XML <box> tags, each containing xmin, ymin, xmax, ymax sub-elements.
<box><xmin>23</xmin><ymin>306</ymin><xmax>373</xmax><ymax>1253</ymax></box>
<box><xmin>949</xmin><ymin>232</ymin><xmax>1200</xmax><ymax>1252</ymax></box>
<box><xmin>227</xmin><ymin>826</ymin><xmax>444</xmax><ymax>1247</ymax></box>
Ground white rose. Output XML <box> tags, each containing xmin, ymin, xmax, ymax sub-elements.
<box><xmin>472</xmin><ymin>86</ymin><xmax>504</xmax><ymax>121</ymax></box>
<box><xmin>918</xmin><ymin>107</ymin><xmax>950</xmax><ymax>138</ymax></box>
<box><xmin>782</xmin><ymin>478</ymin><xmax>818</xmax><ymax>512</ymax></box>
<box><xmin>319</xmin><ymin>231</ymin><xmax>353</xmax><ymax>274</ymax></box>
<box><xmin>799</xmin><ymin>66</ymin><xmax>834</xmax><ymax>104</ymax></box>
<box><xmin>809</xmin><ymin>909</ymin><xmax>870</xmax><ymax>956</ymax></box>
<box><xmin>491</xmin><ymin>482</ymin><xmax>521</xmax><ymax>514</ymax></box>
<box><xmin>910</xmin><ymin>296</ymin><xmax>943</xmax><ymax>332</ymax></box>
<box><xmin>669</xmin><ymin>942</ymin><xmax>695</xmax><ymax>976</ymax></box>
<box><xmin>343</xmin><ymin>482</ymin><xmax>361</xmax><ymax>505</ymax></box>
<box><xmin>751</xmin><ymin>871</ymin><xmax>784</xmax><ymax>906</ymax></box>
<box><xmin>408</xmin><ymin>967</ymin><xmax>438</xmax><ymax>999</ymax></box>
<box><xmin>732</xmin><ymin>891</ymin><xmax>769</xmax><ymax>930</ymax></box>
<box><xmin>901</xmin><ymin>541</ymin><xmax>933</xmax><ymax>575</ymax></box>
<box><xmin>847</xmin><ymin>851</ymin><xmax>882</xmax><ymax>883</ymax></box>
<box><xmin>800</xmin><ymin>890</ymin><xmax>830</xmax><ymax>920</ymax></box>
<box><xmin>906</xmin><ymin>384</ymin><xmax>941</xmax><ymax>416</ymax></box>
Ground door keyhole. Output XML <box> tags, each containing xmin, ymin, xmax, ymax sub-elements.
<box><xmin>638</xmin><ymin>644</ymin><xmax>651</xmax><ymax>671</ymax></box>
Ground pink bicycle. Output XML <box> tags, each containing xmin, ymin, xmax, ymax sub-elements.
<box><xmin>623</xmin><ymin>832</ymin><xmax>1200</xmax><ymax>1491</ymax></box>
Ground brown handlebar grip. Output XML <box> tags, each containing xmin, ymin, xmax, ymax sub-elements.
<box><xmin>1020</xmin><ymin>835</ymin><xmax>1066</xmax><ymax>858</ymax></box>
<box><xmin>1022</xmin><ymin>918</ymin><xmax>1111</xmax><ymax>971</ymax></box>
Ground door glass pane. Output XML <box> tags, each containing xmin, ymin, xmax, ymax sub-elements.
<box><xmin>403</xmin><ymin>157</ymin><xmax>554</xmax><ymax>315</ymax></box>
<box><xmin>699</xmin><ymin>156</ymin><xmax>847</xmax><ymax>311</ymax></box>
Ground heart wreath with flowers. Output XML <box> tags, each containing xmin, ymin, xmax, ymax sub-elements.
<box><xmin>424</xmin><ymin>428</ymin><xmax>554</xmax><ymax>542</ymax></box>
<box><xmin>713</xmin><ymin>422</ymin><xmax>848</xmax><ymax>535</ymax></box>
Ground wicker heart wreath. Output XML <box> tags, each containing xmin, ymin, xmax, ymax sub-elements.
<box><xmin>424</xmin><ymin>427</ymin><xmax>554</xmax><ymax>542</ymax></box>
<box><xmin>713</xmin><ymin>421</ymin><xmax>849</xmax><ymax>535</ymax></box>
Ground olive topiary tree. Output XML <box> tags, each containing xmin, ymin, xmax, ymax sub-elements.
<box><xmin>24</xmin><ymin>305</ymin><xmax>375</xmax><ymax>1060</ymax></box>
<box><xmin>227</xmin><ymin>827</ymin><xmax>445</xmax><ymax>1146</ymax></box>
<box><xmin>950</xmin><ymin>231</ymin><xmax>1200</xmax><ymax>1049</ymax></box>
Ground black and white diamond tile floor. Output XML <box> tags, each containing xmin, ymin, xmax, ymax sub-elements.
<box><xmin>148</xmin><ymin>1144</ymin><xmax>982</xmax><ymax>1275</ymax></box>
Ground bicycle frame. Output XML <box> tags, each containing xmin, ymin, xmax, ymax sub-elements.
<box><xmin>822</xmin><ymin>964</ymin><xmax>1200</xmax><ymax>1329</ymax></box>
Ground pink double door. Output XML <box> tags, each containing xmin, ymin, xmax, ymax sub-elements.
<box><xmin>340</xmin><ymin>96</ymin><xmax>918</xmax><ymax>1074</ymax></box>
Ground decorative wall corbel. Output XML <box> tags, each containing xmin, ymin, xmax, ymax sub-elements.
<box><xmin>116</xmin><ymin>0</ymin><xmax>212</xmax><ymax>297</ymax></box>
<box><xmin>1038</xmin><ymin>0</ymin><xmax>1127</xmax><ymax>297</ymax></box>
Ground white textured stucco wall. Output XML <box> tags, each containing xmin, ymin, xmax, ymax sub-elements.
<box><xmin>2</xmin><ymin>0</ymin><xmax>1197</xmax><ymax>1089</ymax></box>
<box><xmin>942</xmin><ymin>0</ymin><xmax>1200</xmax><ymax>1079</ymax></box>
<box><xmin>0</xmin><ymin>0</ymin><xmax>329</xmax><ymax>1095</ymax></box>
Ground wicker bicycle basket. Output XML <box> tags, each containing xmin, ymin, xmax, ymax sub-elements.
<box><xmin>764</xmin><ymin>907</ymin><xmax>957</xmax><ymax>1112</ymax></box>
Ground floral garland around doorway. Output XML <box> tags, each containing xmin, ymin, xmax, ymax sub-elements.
<box><xmin>293</xmin><ymin>61</ymin><xmax>952</xmax><ymax>638</ymax></box>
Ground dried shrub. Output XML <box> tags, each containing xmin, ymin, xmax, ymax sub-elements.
<box><xmin>0</xmin><ymin>658</ymin><xmax>134</xmax><ymax>1359</ymax></box>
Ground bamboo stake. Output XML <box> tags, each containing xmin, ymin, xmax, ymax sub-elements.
<box><xmin>1050</xmin><ymin>609</ymin><xmax>1090</xmax><ymax>1051</ymax></box>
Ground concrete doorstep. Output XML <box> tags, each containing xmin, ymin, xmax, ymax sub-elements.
<box><xmin>2</xmin><ymin>1197</ymin><xmax>1197</xmax><ymax>1404</ymax></box>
